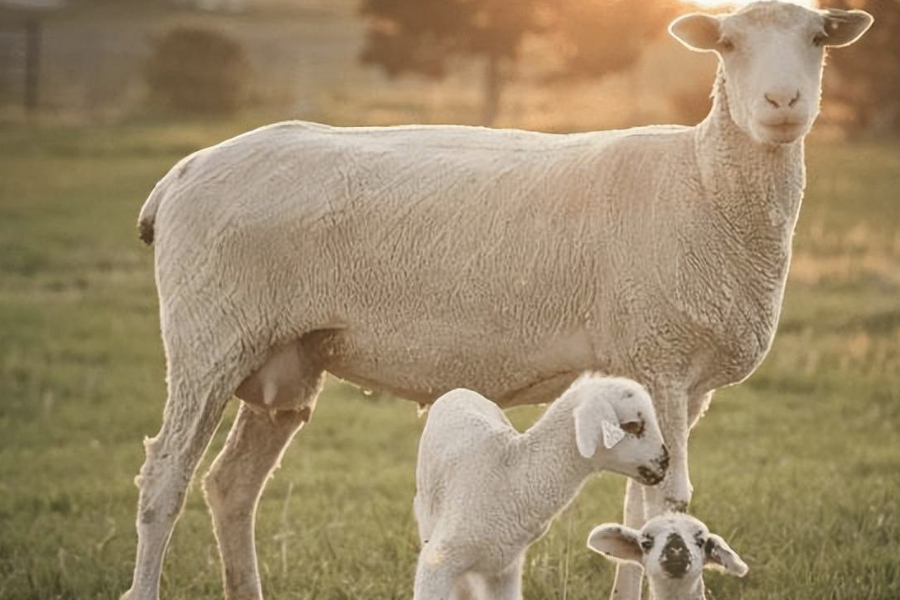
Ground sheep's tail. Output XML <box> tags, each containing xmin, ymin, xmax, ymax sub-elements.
<box><xmin>138</xmin><ymin>153</ymin><xmax>191</xmax><ymax>245</ymax></box>
<box><xmin>137</xmin><ymin>179</ymin><xmax>167</xmax><ymax>246</ymax></box>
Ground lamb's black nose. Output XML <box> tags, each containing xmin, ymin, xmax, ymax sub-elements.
<box><xmin>660</xmin><ymin>533</ymin><xmax>691</xmax><ymax>578</ymax></box>
<box><xmin>656</xmin><ymin>445</ymin><xmax>670</xmax><ymax>472</ymax></box>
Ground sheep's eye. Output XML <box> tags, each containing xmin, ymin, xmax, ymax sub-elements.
<box><xmin>719</xmin><ymin>37</ymin><xmax>735</xmax><ymax>52</ymax></box>
<box><xmin>641</xmin><ymin>538</ymin><xmax>653</xmax><ymax>552</ymax></box>
<box><xmin>621</xmin><ymin>420</ymin><xmax>644</xmax><ymax>436</ymax></box>
<box><xmin>812</xmin><ymin>32</ymin><xmax>827</xmax><ymax>46</ymax></box>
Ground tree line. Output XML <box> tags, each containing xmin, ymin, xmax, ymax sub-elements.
<box><xmin>359</xmin><ymin>0</ymin><xmax>900</xmax><ymax>133</ymax></box>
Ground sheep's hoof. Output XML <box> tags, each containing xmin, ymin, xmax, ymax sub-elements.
<box><xmin>119</xmin><ymin>590</ymin><xmax>157</xmax><ymax>600</ymax></box>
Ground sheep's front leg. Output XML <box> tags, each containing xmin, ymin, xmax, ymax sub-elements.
<box><xmin>610</xmin><ymin>479</ymin><xmax>646</xmax><ymax>600</ymax></box>
<box><xmin>612</xmin><ymin>387</ymin><xmax>693</xmax><ymax>600</ymax></box>
<box><xmin>643</xmin><ymin>389</ymin><xmax>693</xmax><ymax>516</ymax></box>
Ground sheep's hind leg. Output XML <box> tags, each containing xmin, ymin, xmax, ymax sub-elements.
<box><xmin>611</xmin><ymin>479</ymin><xmax>646</xmax><ymax>600</ymax></box>
<box><xmin>121</xmin><ymin>359</ymin><xmax>233</xmax><ymax>600</ymax></box>
<box><xmin>204</xmin><ymin>405</ymin><xmax>315</xmax><ymax>600</ymax></box>
<box><xmin>205</xmin><ymin>342</ymin><xmax>324</xmax><ymax>600</ymax></box>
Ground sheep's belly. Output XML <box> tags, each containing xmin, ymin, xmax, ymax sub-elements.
<box><xmin>315</xmin><ymin>326</ymin><xmax>598</xmax><ymax>407</ymax></box>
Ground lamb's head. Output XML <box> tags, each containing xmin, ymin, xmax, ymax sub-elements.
<box><xmin>571</xmin><ymin>375</ymin><xmax>668</xmax><ymax>486</ymax></box>
<box><xmin>670</xmin><ymin>1</ymin><xmax>872</xmax><ymax>145</ymax></box>
<box><xmin>587</xmin><ymin>514</ymin><xmax>747</xmax><ymax>600</ymax></box>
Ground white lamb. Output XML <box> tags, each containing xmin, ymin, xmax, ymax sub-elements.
<box><xmin>413</xmin><ymin>375</ymin><xmax>669</xmax><ymax>600</ymax></box>
<box><xmin>587</xmin><ymin>513</ymin><xmax>747</xmax><ymax>600</ymax></box>
<box><xmin>121</xmin><ymin>3</ymin><xmax>873</xmax><ymax>600</ymax></box>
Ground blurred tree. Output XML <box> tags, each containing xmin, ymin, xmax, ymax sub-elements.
<box><xmin>824</xmin><ymin>0</ymin><xmax>900</xmax><ymax>134</ymax></box>
<box><xmin>548</xmin><ymin>0</ymin><xmax>680</xmax><ymax>82</ymax></box>
<box><xmin>145</xmin><ymin>26</ymin><xmax>253</xmax><ymax>114</ymax></box>
<box><xmin>359</xmin><ymin>0</ymin><xmax>676</xmax><ymax>126</ymax></box>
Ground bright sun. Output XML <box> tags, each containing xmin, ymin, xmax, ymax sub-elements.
<box><xmin>684</xmin><ymin>0</ymin><xmax>817</xmax><ymax>7</ymax></box>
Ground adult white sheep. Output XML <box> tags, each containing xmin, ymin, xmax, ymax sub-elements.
<box><xmin>587</xmin><ymin>513</ymin><xmax>748</xmax><ymax>600</ymax></box>
<box><xmin>414</xmin><ymin>375</ymin><xmax>668</xmax><ymax>600</ymax></box>
<box><xmin>121</xmin><ymin>3</ymin><xmax>873</xmax><ymax>600</ymax></box>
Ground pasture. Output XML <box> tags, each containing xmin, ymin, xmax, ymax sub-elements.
<box><xmin>0</xmin><ymin>117</ymin><xmax>898</xmax><ymax>600</ymax></box>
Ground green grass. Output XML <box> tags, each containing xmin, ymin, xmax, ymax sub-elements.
<box><xmin>0</xmin><ymin>118</ymin><xmax>898</xmax><ymax>600</ymax></box>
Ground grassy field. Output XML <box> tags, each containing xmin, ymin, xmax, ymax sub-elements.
<box><xmin>0</xmin><ymin>116</ymin><xmax>898</xmax><ymax>600</ymax></box>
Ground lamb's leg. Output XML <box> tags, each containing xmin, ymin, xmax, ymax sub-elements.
<box><xmin>611</xmin><ymin>479</ymin><xmax>646</xmax><ymax>600</ymax></box>
<box><xmin>204</xmin><ymin>402</ymin><xmax>316</xmax><ymax>600</ymax></box>
<box><xmin>120</xmin><ymin>362</ymin><xmax>233</xmax><ymax>600</ymax></box>
<box><xmin>450</xmin><ymin>573</ymin><xmax>481</xmax><ymax>600</ymax></box>
<box><xmin>480</xmin><ymin>557</ymin><xmax>523</xmax><ymax>600</ymax></box>
<box><xmin>414</xmin><ymin>544</ymin><xmax>459</xmax><ymax>600</ymax></box>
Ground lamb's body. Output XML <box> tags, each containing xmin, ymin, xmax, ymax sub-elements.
<box><xmin>415</xmin><ymin>392</ymin><xmax>538</xmax><ymax>574</ymax></box>
<box><xmin>412</xmin><ymin>378</ymin><xmax>668</xmax><ymax>600</ymax></box>
<box><xmin>146</xmin><ymin>113</ymin><xmax>798</xmax><ymax>409</ymax></box>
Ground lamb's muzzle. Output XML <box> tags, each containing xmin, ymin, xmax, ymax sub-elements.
<box><xmin>660</xmin><ymin>533</ymin><xmax>691</xmax><ymax>578</ymax></box>
<box><xmin>638</xmin><ymin>445</ymin><xmax>669</xmax><ymax>486</ymax></box>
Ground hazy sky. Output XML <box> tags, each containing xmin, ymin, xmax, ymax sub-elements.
<box><xmin>686</xmin><ymin>0</ymin><xmax>816</xmax><ymax>7</ymax></box>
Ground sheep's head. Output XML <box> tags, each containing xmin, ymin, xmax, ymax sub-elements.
<box><xmin>670</xmin><ymin>1</ymin><xmax>873</xmax><ymax>145</ymax></box>
<box><xmin>587</xmin><ymin>514</ymin><xmax>747</xmax><ymax>600</ymax></box>
<box><xmin>570</xmin><ymin>375</ymin><xmax>668</xmax><ymax>486</ymax></box>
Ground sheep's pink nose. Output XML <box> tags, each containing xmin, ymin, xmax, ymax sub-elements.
<box><xmin>764</xmin><ymin>89</ymin><xmax>801</xmax><ymax>109</ymax></box>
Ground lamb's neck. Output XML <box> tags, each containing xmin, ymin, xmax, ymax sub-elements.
<box><xmin>516</xmin><ymin>398</ymin><xmax>596</xmax><ymax>530</ymax></box>
<box><xmin>694</xmin><ymin>67</ymin><xmax>806</xmax><ymax>240</ymax></box>
<box><xmin>648</xmin><ymin>576</ymin><xmax>706</xmax><ymax>600</ymax></box>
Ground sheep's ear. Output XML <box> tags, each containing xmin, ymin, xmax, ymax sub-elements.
<box><xmin>574</xmin><ymin>398</ymin><xmax>623</xmax><ymax>458</ymax></box>
<box><xmin>669</xmin><ymin>13</ymin><xmax>722</xmax><ymax>52</ymax></box>
<box><xmin>704</xmin><ymin>534</ymin><xmax>748</xmax><ymax>577</ymax></box>
<box><xmin>820</xmin><ymin>9</ymin><xmax>873</xmax><ymax>48</ymax></box>
<box><xmin>587</xmin><ymin>525</ymin><xmax>644</xmax><ymax>565</ymax></box>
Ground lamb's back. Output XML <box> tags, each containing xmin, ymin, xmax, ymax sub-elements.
<box><xmin>415</xmin><ymin>389</ymin><xmax>517</xmax><ymax>535</ymax></box>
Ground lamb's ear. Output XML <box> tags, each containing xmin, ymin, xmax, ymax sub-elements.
<box><xmin>587</xmin><ymin>525</ymin><xmax>644</xmax><ymax>565</ymax></box>
<box><xmin>574</xmin><ymin>398</ymin><xmax>623</xmax><ymax>458</ymax></box>
<box><xmin>704</xmin><ymin>534</ymin><xmax>748</xmax><ymax>577</ymax></box>
<box><xmin>820</xmin><ymin>9</ymin><xmax>873</xmax><ymax>48</ymax></box>
<box><xmin>669</xmin><ymin>13</ymin><xmax>722</xmax><ymax>52</ymax></box>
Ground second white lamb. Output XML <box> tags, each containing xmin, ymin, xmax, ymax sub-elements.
<box><xmin>413</xmin><ymin>374</ymin><xmax>669</xmax><ymax>600</ymax></box>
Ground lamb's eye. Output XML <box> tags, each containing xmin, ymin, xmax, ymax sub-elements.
<box><xmin>812</xmin><ymin>32</ymin><xmax>827</xmax><ymax>46</ymax></box>
<box><xmin>719</xmin><ymin>37</ymin><xmax>735</xmax><ymax>52</ymax></box>
<box><xmin>641</xmin><ymin>539</ymin><xmax>653</xmax><ymax>552</ymax></box>
<box><xmin>621</xmin><ymin>420</ymin><xmax>644</xmax><ymax>436</ymax></box>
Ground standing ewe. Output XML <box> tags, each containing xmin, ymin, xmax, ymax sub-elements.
<box><xmin>122</xmin><ymin>3</ymin><xmax>873</xmax><ymax>600</ymax></box>
<box><xmin>414</xmin><ymin>375</ymin><xmax>669</xmax><ymax>600</ymax></box>
<box><xmin>588</xmin><ymin>513</ymin><xmax>747</xmax><ymax>600</ymax></box>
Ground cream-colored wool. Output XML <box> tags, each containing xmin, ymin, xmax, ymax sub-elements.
<box><xmin>121</xmin><ymin>3</ymin><xmax>873</xmax><ymax>600</ymax></box>
<box><xmin>414</xmin><ymin>376</ymin><xmax>668</xmax><ymax>600</ymax></box>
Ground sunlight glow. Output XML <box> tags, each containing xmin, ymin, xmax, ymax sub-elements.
<box><xmin>682</xmin><ymin>0</ymin><xmax>818</xmax><ymax>8</ymax></box>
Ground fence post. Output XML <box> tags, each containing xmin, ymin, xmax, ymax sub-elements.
<box><xmin>25</xmin><ymin>17</ymin><xmax>40</xmax><ymax>113</ymax></box>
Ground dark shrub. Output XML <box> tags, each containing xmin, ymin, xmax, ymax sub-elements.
<box><xmin>145</xmin><ymin>26</ymin><xmax>252</xmax><ymax>114</ymax></box>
